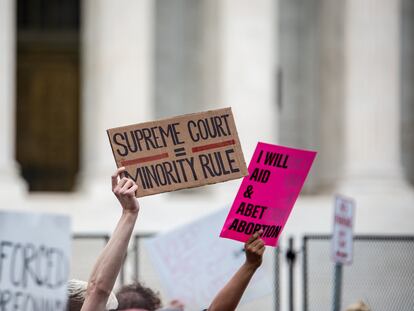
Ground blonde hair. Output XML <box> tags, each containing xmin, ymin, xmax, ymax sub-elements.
<box><xmin>67</xmin><ymin>279</ymin><xmax>118</xmax><ymax>311</ymax></box>
<box><xmin>345</xmin><ymin>300</ymin><xmax>371</xmax><ymax>311</ymax></box>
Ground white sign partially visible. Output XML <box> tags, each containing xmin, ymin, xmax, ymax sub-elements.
<box><xmin>144</xmin><ymin>208</ymin><xmax>272</xmax><ymax>310</ymax></box>
<box><xmin>331</xmin><ymin>195</ymin><xmax>355</xmax><ymax>265</ymax></box>
<box><xmin>0</xmin><ymin>210</ymin><xmax>71</xmax><ymax>310</ymax></box>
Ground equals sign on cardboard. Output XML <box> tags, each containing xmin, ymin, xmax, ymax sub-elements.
<box><xmin>174</xmin><ymin>147</ymin><xmax>186</xmax><ymax>157</ymax></box>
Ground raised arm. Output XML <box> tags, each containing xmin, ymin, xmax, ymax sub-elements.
<box><xmin>207</xmin><ymin>231</ymin><xmax>265</xmax><ymax>311</ymax></box>
<box><xmin>81</xmin><ymin>167</ymin><xmax>139</xmax><ymax>311</ymax></box>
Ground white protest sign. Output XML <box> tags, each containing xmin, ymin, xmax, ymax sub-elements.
<box><xmin>0</xmin><ymin>210</ymin><xmax>71</xmax><ymax>311</ymax></box>
<box><xmin>144</xmin><ymin>208</ymin><xmax>272</xmax><ymax>310</ymax></box>
<box><xmin>331</xmin><ymin>195</ymin><xmax>355</xmax><ymax>265</ymax></box>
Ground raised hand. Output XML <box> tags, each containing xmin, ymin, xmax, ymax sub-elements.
<box><xmin>244</xmin><ymin>230</ymin><xmax>265</xmax><ymax>269</ymax></box>
<box><xmin>111</xmin><ymin>167</ymin><xmax>139</xmax><ymax>214</ymax></box>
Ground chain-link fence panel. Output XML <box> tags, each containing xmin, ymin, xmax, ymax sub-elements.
<box><xmin>303</xmin><ymin>235</ymin><xmax>414</xmax><ymax>311</ymax></box>
<box><xmin>71</xmin><ymin>234</ymin><xmax>109</xmax><ymax>281</ymax></box>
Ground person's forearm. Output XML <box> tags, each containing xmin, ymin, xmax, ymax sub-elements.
<box><xmin>207</xmin><ymin>262</ymin><xmax>258</xmax><ymax>311</ymax></box>
<box><xmin>82</xmin><ymin>210</ymin><xmax>138</xmax><ymax>310</ymax></box>
<box><xmin>90</xmin><ymin>210</ymin><xmax>137</xmax><ymax>290</ymax></box>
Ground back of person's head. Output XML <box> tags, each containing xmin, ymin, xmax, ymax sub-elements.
<box><xmin>344</xmin><ymin>300</ymin><xmax>371</xmax><ymax>311</ymax></box>
<box><xmin>67</xmin><ymin>279</ymin><xmax>118</xmax><ymax>311</ymax></box>
<box><xmin>116</xmin><ymin>282</ymin><xmax>162</xmax><ymax>311</ymax></box>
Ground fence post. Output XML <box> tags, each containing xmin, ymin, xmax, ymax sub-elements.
<box><xmin>274</xmin><ymin>246</ymin><xmax>280</xmax><ymax>311</ymax></box>
<box><xmin>134</xmin><ymin>235</ymin><xmax>139</xmax><ymax>281</ymax></box>
<box><xmin>302</xmin><ymin>237</ymin><xmax>308</xmax><ymax>311</ymax></box>
<box><xmin>286</xmin><ymin>236</ymin><xmax>296</xmax><ymax>311</ymax></box>
<box><xmin>332</xmin><ymin>262</ymin><xmax>343</xmax><ymax>311</ymax></box>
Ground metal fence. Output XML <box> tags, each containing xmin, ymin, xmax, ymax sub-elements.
<box><xmin>72</xmin><ymin>234</ymin><xmax>414</xmax><ymax>311</ymax></box>
<box><xmin>72</xmin><ymin>233</ymin><xmax>154</xmax><ymax>286</ymax></box>
<box><xmin>303</xmin><ymin>235</ymin><xmax>414</xmax><ymax>311</ymax></box>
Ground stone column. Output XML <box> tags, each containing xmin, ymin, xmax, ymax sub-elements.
<box><xmin>201</xmin><ymin>0</ymin><xmax>277</xmax><ymax>199</ymax></box>
<box><xmin>318</xmin><ymin>0</ymin><xmax>346</xmax><ymax>192</ymax></box>
<box><xmin>340</xmin><ymin>0</ymin><xmax>409</xmax><ymax>194</ymax></box>
<box><xmin>204</xmin><ymin>0</ymin><xmax>278</xmax><ymax>161</ymax></box>
<box><xmin>0</xmin><ymin>0</ymin><xmax>26</xmax><ymax>197</ymax></box>
<box><xmin>80</xmin><ymin>0</ymin><xmax>153</xmax><ymax>195</ymax></box>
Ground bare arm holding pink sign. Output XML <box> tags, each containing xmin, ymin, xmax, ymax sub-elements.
<box><xmin>81</xmin><ymin>167</ymin><xmax>139</xmax><ymax>311</ymax></box>
<box><xmin>207</xmin><ymin>231</ymin><xmax>265</xmax><ymax>311</ymax></box>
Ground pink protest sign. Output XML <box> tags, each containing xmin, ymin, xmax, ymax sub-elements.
<box><xmin>220</xmin><ymin>142</ymin><xmax>317</xmax><ymax>247</ymax></box>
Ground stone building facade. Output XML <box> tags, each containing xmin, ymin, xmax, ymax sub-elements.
<box><xmin>0</xmin><ymin>0</ymin><xmax>413</xmax><ymax>310</ymax></box>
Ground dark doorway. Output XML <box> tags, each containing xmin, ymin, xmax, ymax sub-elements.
<box><xmin>16</xmin><ymin>0</ymin><xmax>80</xmax><ymax>191</ymax></box>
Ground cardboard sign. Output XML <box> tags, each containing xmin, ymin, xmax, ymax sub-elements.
<box><xmin>220</xmin><ymin>142</ymin><xmax>317</xmax><ymax>247</ymax></box>
<box><xmin>0</xmin><ymin>210</ymin><xmax>71</xmax><ymax>310</ymax></box>
<box><xmin>144</xmin><ymin>208</ymin><xmax>272</xmax><ymax>310</ymax></box>
<box><xmin>331</xmin><ymin>195</ymin><xmax>355</xmax><ymax>265</ymax></box>
<box><xmin>107</xmin><ymin>108</ymin><xmax>248</xmax><ymax>197</ymax></box>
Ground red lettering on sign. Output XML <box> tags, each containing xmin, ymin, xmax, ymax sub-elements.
<box><xmin>335</xmin><ymin>216</ymin><xmax>352</xmax><ymax>227</ymax></box>
<box><xmin>192</xmin><ymin>139</ymin><xmax>235</xmax><ymax>153</ymax></box>
<box><xmin>121</xmin><ymin>152</ymin><xmax>169</xmax><ymax>166</ymax></box>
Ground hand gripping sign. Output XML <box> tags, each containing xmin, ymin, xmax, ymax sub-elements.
<box><xmin>220</xmin><ymin>142</ymin><xmax>317</xmax><ymax>247</ymax></box>
<box><xmin>107</xmin><ymin>108</ymin><xmax>248</xmax><ymax>197</ymax></box>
